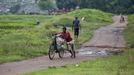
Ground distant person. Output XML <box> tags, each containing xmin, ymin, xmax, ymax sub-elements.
<box><xmin>72</xmin><ymin>17</ymin><xmax>81</xmax><ymax>38</ymax></box>
<box><xmin>120</xmin><ymin>15</ymin><xmax>125</xmax><ymax>23</ymax></box>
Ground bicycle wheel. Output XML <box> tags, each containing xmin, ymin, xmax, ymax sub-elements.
<box><xmin>48</xmin><ymin>45</ymin><xmax>55</xmax><ymax>60</ymax></box>
<box><xmin>58</xmin><ymin>49</ymin><xmax>64</xmax><ymax>58</ymax></box>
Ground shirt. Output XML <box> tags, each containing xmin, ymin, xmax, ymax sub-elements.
<box><xmin>73</xmin><ymin>19</ymin><xmax>80</xmax><ymax>28</ymax></box>
<box><xmin>60</xmin><ymin>31</ymin><xmax>72</xmax><ymax>42</ymax></box>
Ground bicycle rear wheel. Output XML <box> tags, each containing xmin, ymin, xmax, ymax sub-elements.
<box><xmin>58</xmin><ymin>49</ymin><xmax>64</xmax><ymax>58</ymax></box>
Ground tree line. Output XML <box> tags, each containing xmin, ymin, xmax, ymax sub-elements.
<box><xmin>39</xmin><ymin>0</ymin><xmax>134</xmax><ymax>14</ymax></box>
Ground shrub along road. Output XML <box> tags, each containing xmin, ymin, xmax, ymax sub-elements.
<box><xmin>0</xmin><ymin>16</ymin><xmax>127</xmax><ymax>75</ymax></box>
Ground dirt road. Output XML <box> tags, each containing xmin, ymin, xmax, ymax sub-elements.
<box><xmin>83</xmin><ymin>16</ymin><xmax>127</xmax><ymax>48</ymax></box>
<box><xmin>0</xmin><ymin>16</ymin><xmax>127</xmax><ymax>75</ymax></box>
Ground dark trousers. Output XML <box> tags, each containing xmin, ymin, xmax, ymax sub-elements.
<box><xmin>74</xmin><ymin>28</ymin><xmax>79</xmax><ymax>37</ymax></box>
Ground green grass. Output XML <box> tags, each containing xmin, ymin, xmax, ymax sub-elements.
<box><xmin>124</xmin><ymin>14</ymin><xmax>134</xmax><ymax>48</ymax></box>
<box><xmin>23</xmin><ymin>49</ymin><xmax>134</xmax><ymax>75</ymax></box>
<box><xmin>0</xmin><ymin>9</ymin><xmax>112</xmax><ymax>63</ymax></box>
<box><xmin>0</xmin><ymin>15</ymin><xmax>51</xmax><ymax>27</ymax></box>
<box><xmin>0</xmin><ymin>15</ymin><xmax>53</xmax><ymax>63</ymax></box>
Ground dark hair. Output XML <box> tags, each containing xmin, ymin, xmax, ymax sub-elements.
<box><xmin>75</xmin><ymin>17</ymin><xmax>78</xmax><ymax>19</ymax></box>
<box><xmin>62</xmin><ymin>26</ymin><xmax>67</xmax><ymax>30</ymax></box>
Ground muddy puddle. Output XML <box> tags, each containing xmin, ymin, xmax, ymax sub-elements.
<box><xmin>78</xmin><ymin>47</ymin><xmax>122</xmax><ymax>56</ymax></box>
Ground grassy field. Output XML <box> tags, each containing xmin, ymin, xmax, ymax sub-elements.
<box><xmin>0</xmin><ymin>15</ymin><xmax>53</xmax><ymax>63</ymax></box>
<box><xmin>0</xmin><ymin>9</ymin><xmax>112</xmax><ymax>64</ymax></box>
<box><xmin>0</xmin><ymin>15</ymin><xmax>53</xmax><ymax>29</ymax></box>
<box><xmin>23</xmin><ymin>14</ymin><xmax>134</xmax><ymax>75</ymax></box>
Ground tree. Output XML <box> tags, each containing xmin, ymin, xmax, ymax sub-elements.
<box><xmin>56</xmin><ymin>0</ymin><xmax>77</xmax><ymax>9</ymax></box>
<box><xmin>10</xmin><ymin>4</ymin><xmax>20</xmax><ymax>13</ymax></box>
<box><xmin>38</xmin><ymin>0</ymin><xmax>55</xmax><ymax>10</ymax></box>
<box><xmin>56</xmin><ymin>0</ymin><xmax>134</xmax><ymax>14</ymax></box>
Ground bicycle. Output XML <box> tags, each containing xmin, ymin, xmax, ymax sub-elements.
<box><xmin>48</xmin><ymin>34</ymin><xmax>75</xmax><ymax>60</ymax></box>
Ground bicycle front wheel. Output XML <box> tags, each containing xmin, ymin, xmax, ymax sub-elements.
<box><xmin>48</xmin><ymin>45</ymin><xmax>56</xmax><ymax>60</ymax></box>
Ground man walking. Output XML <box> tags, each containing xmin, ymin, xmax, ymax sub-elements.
<box><xmin>72</xmin><ymin>17</ymin><xmax>81</xmax><ymax>38</ymax></box>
